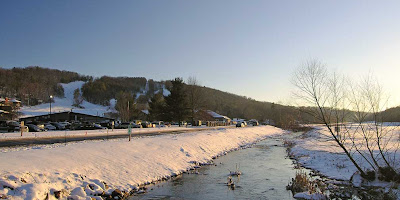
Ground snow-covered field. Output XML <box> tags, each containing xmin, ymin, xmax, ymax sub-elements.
<box><xmin>0</xmin><ymin>126</ymin><xmax>283</xmax><ymax>200</ymax></box>
<box><xmin>287</xmin><ymin>125</ymin><xmax>400</xmax><ymax>188</ymax></box>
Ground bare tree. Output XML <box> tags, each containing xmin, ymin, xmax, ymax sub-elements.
<box><xmin>347</xmin><ymin>75</ymin><xmax>399</xmax><ymax>180</ymax></box>
<box><xmin>186</xmin><ymin>76</ymin><xmax>203</xmax><ymax>124</ymax></box>
<box><xmin>292</xmin><ymin>59</ymin><xmax>400</xmax><ymax>181</ymax></box>
<box><xmin>292</xmin><ymin>59</ymin><xmax>367</xmax><ymax>177</ymax></box>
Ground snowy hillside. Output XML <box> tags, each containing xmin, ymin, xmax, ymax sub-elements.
<box><xmin>20</xmin><ymin>80</ymin><xmax>170</xmax><ymax>118</ymax></box>
<box><xmin>20</xmin><ymin>81</ymin><xmax>116</xmax><ymax>117</ymax></box>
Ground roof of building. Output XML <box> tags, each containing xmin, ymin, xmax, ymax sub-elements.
<box><xmin>19</xmin><ymin>111</ymin><xmax>114</xmax><ymax>120</ymax></box>
<box><xmin>0</xmin><ymin>110</ymin><xmax>9</xmax><ymax>114</ymax></box>
<box><xmin>206</xmin><ymin>110</ymin><xmax>231</xmax><ymax>120</ymax></box>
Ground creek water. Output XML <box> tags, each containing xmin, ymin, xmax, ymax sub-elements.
<box><xmin>130</xmin><ymin>138</ymin><xmax>302</xmax><ymax>200</ymax></box>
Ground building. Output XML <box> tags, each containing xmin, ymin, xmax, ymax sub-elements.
<box><xmin>20</xmin><ymin>111</ymin><xmax>114</xmax><ymax>123</ymax></box>
<box><xmin>206</xmin><ymin>110</ymin><xmax>231</xmax><ymax>123</ymax></box>
<box><xmin>0</xmin><ymin>97</ymin><xmax>21</xmax><ymax>120</ymax></box>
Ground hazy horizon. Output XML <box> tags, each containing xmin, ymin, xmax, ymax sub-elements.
<box><xmin>1</xmin><ymin>1</ymin><xmax>400</xmax><ymax>107</ymax></box>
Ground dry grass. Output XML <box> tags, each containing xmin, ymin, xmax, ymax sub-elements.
<box><xmin>286</xmin><ymin>170</ymin><xmax>326</xmax><ymax>195</ymax></box>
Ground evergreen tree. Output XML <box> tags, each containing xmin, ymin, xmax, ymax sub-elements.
<box><xmin>164</xmin><ymin>78</ymin><xmax>189</xmax><ymax>126</ymax></box>
<box><xmin>148</xmin><ymin>93</ymin><xmax>166</xmax><ymax>121</ymax></box>
<box><xmin>73</xmin><ymin>88</ymin><xmax>84</xmax><ymax>108</ymax></box>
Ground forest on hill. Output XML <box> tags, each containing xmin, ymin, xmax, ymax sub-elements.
<box><xmin>0</xmin><ymin>67</ymin><xmax>90</xmax><ymax>105</ymax></box>
<box><xmin>1</xmin><ymin>66</ymin><xmax>399</xmax><ymax>124</ymax></box>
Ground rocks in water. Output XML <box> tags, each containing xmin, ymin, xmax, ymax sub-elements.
<box><xmin>226</xmin><ymin>176</ymin><xmax>236</xmax><ymax>189</ymax></box>
<box><xmin>229</xmin><ymin>171</ymin><xmax>242</xmax><ymax>176</ymax></box>
<box><xmin>53</xmin><ymin>189</ymin><xmax>68</xmax><ymax>199</ymax></box>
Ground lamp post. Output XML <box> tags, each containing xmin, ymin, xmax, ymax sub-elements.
<box><xmin>49</xmin><ymin>95</ymin><xmax>53</xmax><ymax>121</ymax></box>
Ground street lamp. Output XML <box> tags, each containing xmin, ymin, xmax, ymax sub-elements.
<box><xmin>49</xmin><ymin>95</ymin><xmax>53</xmax><ymax>115</ymax></box>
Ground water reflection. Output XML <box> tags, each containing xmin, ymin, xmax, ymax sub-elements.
<box><xmin>130</xmin><ymin>138</ymin><xmax>297</xmax><ymax>200</ymax></box>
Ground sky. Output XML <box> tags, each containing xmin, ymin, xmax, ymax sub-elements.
<box><xmin>1</xmin><ymin>1</ymin><xmax>400</xmax><ymax>107</ymax></box>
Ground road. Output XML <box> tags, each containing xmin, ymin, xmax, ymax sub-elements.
<box><xmin>0</xmin><ymin>126</ymin><xmax>235</xmax><ymax>148</ymax></box>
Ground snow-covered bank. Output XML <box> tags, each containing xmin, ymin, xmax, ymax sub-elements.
<box><xmin>289</xmin><ymin>126</ymin><xmax>400</xmax><ymax>181</ymax></box>
<box><xmin>0</xmin><ymin>126</ymin><xmax>283</xmax><ymax>200</ymax></box>
<box><xmin>286</xmin><ymin>125</ymin><xmax>400</xmax><ymax>199</ymax></box>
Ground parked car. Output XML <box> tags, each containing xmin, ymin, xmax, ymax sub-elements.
<box><xmin>58</xmin><ymin>122</ymin><xmax>71</xmax><ymax>129</ymax></box>
<box><xmin>0</xmin><ymin>121</ymin><xmax>22</xmax><ymax>132</ymax></box>
<box><xmin>116</xmin><ymin>122</ymin><xmax>130</xmax><ymax>129</ymax></box>
<box><xmin>151</xmin><ymin>121</ymin><xmax>164</xmax><ymax>127</ymax></box>
<box><xmin>93</xmin><ymin>123</ymin><xmax>106</xmax><ymax>129</ymax></box>
<box><xmin>72</xmin><ymin>122</ymin><xmax>98</xmax><ymax>130</ymax></box>
<box><xmin>26</xmin><ymin>121</ymin><xmax>45</xmax><ymax>130</ymax></box>
<box><xmin>180</xmin><ymin>121</ymin><xmax>187</xmax><ymax>126</ymax></box>
<box><xmin>141</xmin><ymin>121</ymin><xmax>154</xmax><ymax>128</ymax></box>
<box><xmin>0</xmin><ymin>121</ymin><xmax>13</xmax><ymax>132</ymax></box>
<box><xmin>44</xmin><ymin>123</ymin><xmax>57</xmax><ymax>131</ymax></box>
<box><xmin>26</xmin><ymin>124</ymin><xmax>46</xmax><ymax>132</ymax></box>
<box><xmin>116</xmin><ymin>122</ymin><xmax>142</xmax><ymax>129</ymax></box>
<box><xmin>50</xmin><ymin>122</ymin><xmax>66</xmax><ymax>130</ymax></box>
<box><xmin>248</xmin><ymin>120</ymin><xmax>259</xmax><ymax>126</ymax></box>
<box><xmin>131</xmin><ymin>123</ymin><xmax>142</xmax><ymax>128</ymax></box>
<box><xmin>236</xmin><ymin>121</ymin><xmax>247</xmax><ymax>127</ymax></box>
<box><xmin>100</xmin><ymin>121</ymin><xmax>113</xmax><ymax>129</ymax></box>
<box><xmin>7</xmin><ymin>121</ymin><xmax>21</xmax><ymax>132</ymax></box>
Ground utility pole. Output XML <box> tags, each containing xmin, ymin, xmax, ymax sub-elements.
<box><xmin>127</xmin><ymin>100</ymin><xmax>130</xmax><ymax>122</ymax></box>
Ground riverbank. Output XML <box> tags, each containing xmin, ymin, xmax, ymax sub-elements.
<box><xmin>0</xmin><ymin>126</ymin><xmax>284</xmax><ymax>200</ymax></box>
<box><xmin>285</xmin><ymin>126</ymin><xmax>400</xmax><ymax>199</ymax></box>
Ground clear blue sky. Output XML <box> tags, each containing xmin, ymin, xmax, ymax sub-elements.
<box><xmin>1</xmin><ymin>1</ymin><xmax>400</xmax><ymax>107</ymax></box>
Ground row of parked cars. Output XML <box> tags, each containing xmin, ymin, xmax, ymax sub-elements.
<box><xmin>25</xmin><ymin>121</ymin><xmax>113</xmax><ymax>132</ymax></box>
<box><xmin>21</xmin><ymin>121</ymin><xmax>72</xmax><ymax>132</ymax></box>
<box><xmin>0</xmin><ymin>120</ymin><xmax>111</xmax><ymax>133</ymax></box>
<box><xmin>114</xmin><ymin>121</ymin><xmax>169</xmax><ymax>129</ymax></box>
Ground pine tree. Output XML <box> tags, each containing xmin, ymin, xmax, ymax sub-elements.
<box><xmin>148</xmin><ymin>93</ymin><xmax>166</xmax><ymax>121</ymax></box>
<box><xmin>73</xmin><ymin>88</ymin><xmax>84</xmax><ymax>108</ymax></box>
<box><xmin>164</xmin><ymin>78</ymin><xmax>189</xmax><ymax>126</ymax></box>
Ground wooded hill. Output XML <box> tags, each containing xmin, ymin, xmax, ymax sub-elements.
<box><xmin>78</xmin><ymin>75</ymin><xmax>299</xmax><ymax>123</ymax></box>
<box><xmin>1</xmin><ymin>66</ymin><xmax>398</xmax><ymax>123</ymax></box>
<box><xmin>0</xmin><ymin>67</ymin><xmax>90</xmax><ymax>105</ymax></box>
<box><xmin>381</xmin><ymin>106</ymin><xmax>400</xmax><ymax>122</ymax></box>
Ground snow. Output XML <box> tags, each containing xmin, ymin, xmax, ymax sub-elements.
<box><xmin>288</xmin><ymin>125</ymin><xmax>400</xmax><ymax>184</ymax></box>
<box><xmin>293</xmin><ymin>192</ymin><xmax>326</xmax><ymax>200</ymax></box>
<box><xmin>20</xmin><ymin>81</ymin><xmax>115</xmax><ymax>118</ymax></box>
<box><xmin>0</xmin><ymin>126</ymin><xmax>210</xmax><ymax>140</ymax></box>
<box><xmin>207</xmin><ymin>110</ymin><xmax>230</xmax><ymax>120</ymax></box>
<box><xmin>0</xmin><ymin>126</ymin><xmax>283</xmax><ymax>200</ymax></box>
<box><xmin>162</xmin><ymin>85</ymin><xmax>170</xmax><ymax>96</ymax></box>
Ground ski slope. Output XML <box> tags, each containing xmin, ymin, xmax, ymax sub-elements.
<box><xmin>20</xmin><ymin>81</ymin><xmax>115</xmax><ymax>118</ymax></box>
